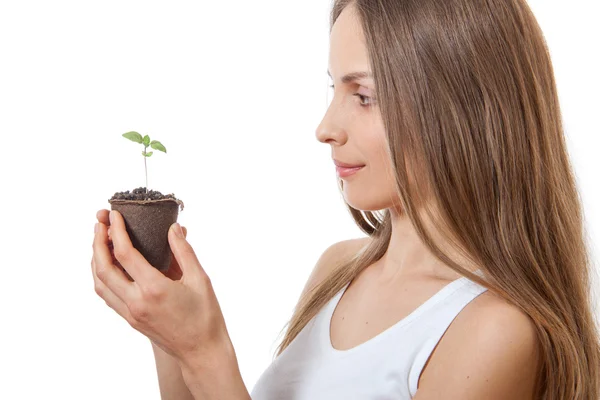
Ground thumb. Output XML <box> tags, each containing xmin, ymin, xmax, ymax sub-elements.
<box><xmin>168</xmin><ymin>223</ymin><xmax>208</xmax><ymax>283</ymax></box>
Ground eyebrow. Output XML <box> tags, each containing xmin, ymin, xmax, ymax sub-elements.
<box><xmin>327</xmin><ymin>70</ymin><xmax>373</xmax><ymax>84</ymax></box>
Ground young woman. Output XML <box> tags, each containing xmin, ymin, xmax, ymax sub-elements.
<box><xmin>92</xmin><ymin>0</ymin><xmax>600</xmax><ymax>399</ymax></box>
<box><xmin>253</xmin><ymin>1</ymin><xmax>600</xmax><ymax>399</ymax></box>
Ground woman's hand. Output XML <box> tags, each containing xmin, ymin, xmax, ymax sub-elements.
<box><xmin>91</xmin><ymin>209</ymin><xmax>233</xmax><ymax>370</ymax></box>
<box><xmin>95</xmin><ymin>209</ymin><xmax>186</xmax><ymax>282</ymax></box>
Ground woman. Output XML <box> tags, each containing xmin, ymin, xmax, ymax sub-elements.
<box><xmin>92</xmin><ymin>0</ymin><xmax>600</xmax><ymax>399</ymax></box>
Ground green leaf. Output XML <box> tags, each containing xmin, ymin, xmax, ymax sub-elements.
<box><xmin>150</xmin><ymin>140</ymin><xmax>167</xmax><ymax>153</ymax></box>
<box><xmin>123</xmin><ymin>131</ymin><xmax>143</xmax><ymax>143</ymax></box>
<box><xmin>143</xmin><ymin>135</ymin><xmax>151</xmax><ymax>146</ymax></box>
<box><xmin>142</xmin><ymin>151</ymin><xmax>153</xmax><ymax>157</ymax></box>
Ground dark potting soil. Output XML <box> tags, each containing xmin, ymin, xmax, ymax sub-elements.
<box><xmin>109</xmin><ymin>187</ymin><xmax>185</xmax><ymax>210</ymax></box>
<box><xmin>109</xmin><ymin>187</ymin><xmax>178</xmax><ymax>201</ymax></box>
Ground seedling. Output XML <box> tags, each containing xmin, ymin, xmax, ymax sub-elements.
<box><xmin>122</xmin><ymin>131</ymin><xmax>167</xmax><ymax>195</ymax></box>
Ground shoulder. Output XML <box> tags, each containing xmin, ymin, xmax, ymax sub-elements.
<box><xmin>318</xmin><ymin>237</ymin><xmax>371</xmax><ymax>266</ymax></box>
<box><xmin>298</xmin><ymin>237</ymin><xmax>371</xmax><ymax>300</ymax></box>
<box><xmin>414</xmin><ymin>291</ymin><xmax>541</xmax><ymax>400</ymax></box>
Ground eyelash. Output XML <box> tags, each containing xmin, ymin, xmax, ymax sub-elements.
<box><xmin>328</xmin><ymin>84</ymin><xmax>374</xmax><ymax>107</ymax></box>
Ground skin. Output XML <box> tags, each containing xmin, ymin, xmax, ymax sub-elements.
<box><xmin>92</xmin><ymin>210</ymin><xmax>230</xmax><ymax>364</ymax></box>
<box><xmin>316</xmin><ymin>4</ymin><xmax>477</xmax><ymax>286</ymax></box>
<box><xmin>91</xmin><ymin>210</ymin><xmax>249</xmax><ymax>398</ymax></box>
<box><xmin>317</xmin><ymin>5</ymin><xmax>540</xmax><ymax>399</ymax></box>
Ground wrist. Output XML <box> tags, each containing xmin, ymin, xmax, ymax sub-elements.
<box><xmin>178</xmin><ymin>341</ymin><xmax>250</xmax><ymax>400</ymax></box>
<box><xmin>177</xmin><ymin>334</ymin><xmax>235</xmax><ymax>374</ymax></box>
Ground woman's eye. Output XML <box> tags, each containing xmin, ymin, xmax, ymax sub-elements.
<box><xmin>354</xmin><ymin>93</ymin><xmax>373</xmax><ymax>107</ymax></box>
<box><xmin>328</xmin><ymin>84</ymin><xmax>374</xmax><ymax>108</ymax></box>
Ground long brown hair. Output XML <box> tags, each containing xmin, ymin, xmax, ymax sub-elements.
<box><xmin>274</xmin><ymin>0</ymin><xmax>600</xmax><ymax>398</ymax></box>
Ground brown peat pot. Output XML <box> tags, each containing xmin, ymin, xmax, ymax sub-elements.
<box><xmin>108</xmin><ymin>187</ymin><xmax>184</xmax><ymax>280</ymax></box>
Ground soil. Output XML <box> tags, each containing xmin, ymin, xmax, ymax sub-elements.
<box><xmin>109</xmin><ymin>187</ymin><xmax>184</xmax><ymax>211</ymax></box>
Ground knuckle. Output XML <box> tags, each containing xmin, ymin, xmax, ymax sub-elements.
<box><xmin>182</xmin><ymin>246</ymin><xmax>196</xmax><ymax>258</ymax></box>
<box><xmin>201</xmin><ymin>273</ymin><xmax>212</xmax><ymax>287</ymax></box>
<box><xmin>94</xmin><ymin>283</ymin><xmax>104</xmax><ymax>297</ymax></box>
<box><xmin>113</xmin><ymin>248</ymin><xmax>129</xmax><ymax>262</ymax></box>
<box><xmin>127</xmin><ymin>300</ymin><xmax>149</xmax><ymax>322</ymax></box>
<box><xmin>199</xmin><ymin>274</ymin><xmax>213</xmax><ymax>293</ymax></box>
<box><xmin>141</xmin><ymin>282</ymin><xmax>164</xmax><ymax>301</ymax></box>
<box><xmin>125</xmin><ymin>313</ymin><xmax>139</xmax><ymax>329</ymax></box>
<box><xmin>96</xmin><ymin>265</ymin><xmax>107</xmax><ymax>280</ymax></box>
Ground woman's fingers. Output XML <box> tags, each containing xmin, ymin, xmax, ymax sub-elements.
<box><xmin>97</xmin><ymin>210</ymin><xmax>113</xmax><ymax>244</ymax></box>
<box><xmin>91</xmin><ymin>253</ymin><xmax>132</xmax><ymax>322</ymax></box>
<box><xmin>109</xmin><ymin>210</ymin><xmax>163</xmax><ymax>284</ymax></box>
<box><xmin>167</xmin><ymin>223</ymin><xmax>209</xmax><ymax>284</ymax></box>
<box><xmin>96</xmin><ymin>210</ymin><xmax>114</xmax><ymax>244</ymax></box>
<box><xmin>93</xmin><ymin>221</ymin><xmax>136</xmax><ymax>301</ymax></box>
<box><xmin>97</xmin><ymin>209</ymin><xmax>110</xmax><ymax>226</ymax></box>
<box><xmin>95</xmin><ymin>209</ymin><xmax>186</xmax><ymax>283</ymax></box>
<box><xmin>163</xmin><ymin>226</ymin><xmax>187</xmax><ymax>281</ymax></box>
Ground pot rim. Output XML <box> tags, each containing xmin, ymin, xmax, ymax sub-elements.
<box><xmin>108</xmin><ymin>197</ymin><xmax>184</xmax><ymax>211</ymax></box>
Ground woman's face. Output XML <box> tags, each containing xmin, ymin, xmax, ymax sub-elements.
<box><xmin>316</xmin><ymin>5</ymin><xmax>399</xmax><ymax>212</ymax></box>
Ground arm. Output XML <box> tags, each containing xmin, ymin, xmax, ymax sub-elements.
<box><xmin>151</xmin><ymin>340</ymin><xmax>195</xmax><ymax>400</ymax></box>
<box><xmin>177</xmin><ymin>339</ymin><xmax>251</xmax><ymax>400</ymax></box>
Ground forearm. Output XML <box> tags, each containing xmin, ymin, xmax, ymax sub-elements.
<box><xmin>178</xmin><ymin>342</ymin><xmax>251</xmax><ymax>400</ymax></box>
<box><xmin>151</xmin><ymin>340</ymin><xmax>195</xmax><ymax>400</ymax></box>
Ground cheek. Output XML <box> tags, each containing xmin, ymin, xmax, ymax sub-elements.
<box><xmin>374</xmin><ymin>154</ymin><xmax>398</xmax><ymax>196</ymax></box>
<box><xmin>367</xmin><ymin>131</ymin><xmax>398</xmax><ymax>189</ymax></box>
<box><xmin>369</xmin><ymin>136</ymin><xmax>396</xmax><ymax>184</ymax></box>
<box><xmin>342</xmin><ymin>164</ymin><xmax>398</xmax><ymax>211</ymax></box>
<box><xmin>340</xmin><ymin>144</ymin><xmax>400</xmax><ymax>211</ymax></box>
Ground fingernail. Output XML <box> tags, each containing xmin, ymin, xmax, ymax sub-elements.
<box><xmin>95</xmin><ymin>223</ymin><xmax>98</xmax><ymax>233</ymax></box>
<box><xmin>172</xmin><ymin>223</ymin><xmax>184</xmax><ymax>238</ymax></box>
<box><xmin>109</xmin><ymin>211</ymin><xmax>115</xmax><ymax>224</ymax></box>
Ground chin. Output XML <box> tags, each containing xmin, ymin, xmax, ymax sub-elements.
<box><xmin>343</xmin><ymin>189</ymin><xmax>393</xmax><ymax>211</ymax></box>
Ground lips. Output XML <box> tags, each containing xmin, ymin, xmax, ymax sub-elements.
<box><xmin>333</xmin><ymin>159</ymin><xmax>365</xmax><ymax>168</ymax></box>
<box><xmin>336</xmin><ymin>165</ymin><xmax>364</xmax><ymax>178</ymax></box>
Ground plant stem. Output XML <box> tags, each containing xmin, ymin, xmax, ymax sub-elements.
<box><xmin>144</xmin><ymin>147</ymin><xmax>148</xmax><ymax>196</ymax></box>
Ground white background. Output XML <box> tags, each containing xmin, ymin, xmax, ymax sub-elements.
<box><xmin>0</xmin><ymin>1</ymin><xmax>598</xmax><ymax>398</ymax></box>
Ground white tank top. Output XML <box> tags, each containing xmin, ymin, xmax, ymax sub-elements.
<box><xmin>250</xmin><ymin>271</ymin><xmax>488</xmax><ymax>399</ymax></box>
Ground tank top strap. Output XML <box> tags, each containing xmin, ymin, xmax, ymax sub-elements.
<box><xmin>407</xmin><ymin>273</ymin><xmax>488</xmax><ymax>396</ymax></box>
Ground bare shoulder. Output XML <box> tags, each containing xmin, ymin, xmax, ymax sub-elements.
<box><xmin>298</xmin><ymin>237</ymin><xmax>371</xmax><ymax>301</ymax></box>
<box><xmin>414</xmin><ymin>291</ymin><xmax>541</xmax><ymax>400</ymax></box>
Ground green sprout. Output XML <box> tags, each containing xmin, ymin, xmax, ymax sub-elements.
<box><xmin>122</xmin><ymin>131</ymin><xmax>167</xmax><ymax>195</ymax></box>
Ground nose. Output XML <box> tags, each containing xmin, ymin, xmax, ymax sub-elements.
<box><xmin>315</xmin><ymin>106</ymin><xmax>348</xmax><ymax>146</ymax></box>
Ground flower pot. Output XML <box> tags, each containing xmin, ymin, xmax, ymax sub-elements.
<box><xmin>108</xmin><ymin>187</ymin><xmax>184</xmax><ymax>279</ymax></box>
